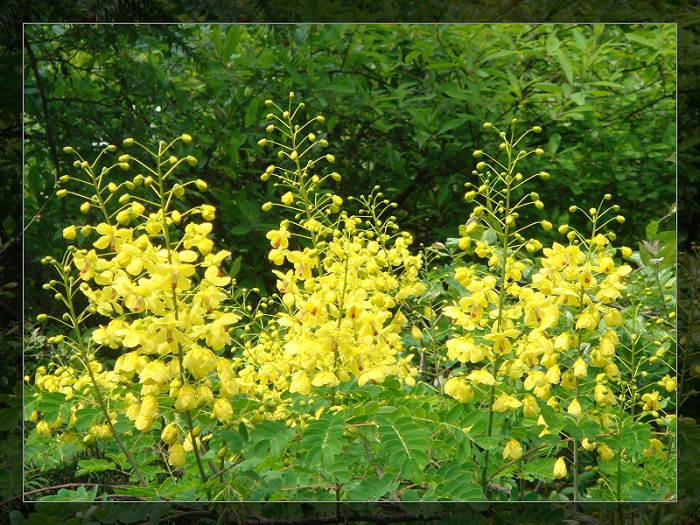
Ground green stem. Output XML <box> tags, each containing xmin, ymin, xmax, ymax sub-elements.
<box><xmin>481</xmin><ymin>141</ymin><xmax>514</xmax><ymax>490</ymax></box>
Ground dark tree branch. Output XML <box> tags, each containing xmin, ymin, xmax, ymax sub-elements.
<box><xmin>24</xmin><ymin>35</ymin><xmax>62</xmax><ymax>186</ymax></box>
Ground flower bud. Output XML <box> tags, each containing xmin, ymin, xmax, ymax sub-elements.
<box><xmin>201</xmin><ymin>205</ymin><xmax>216</xmax><ymax>221</ymax></box>
<box><xmin>262</xmin><ymin>202</ymin><xmax>273</xmax><ymax>212</ymax></box>
<box><xmin>62</xmin><ymin>225</ymin><xmax>77</xmax><ymax>240</ymax></box>
<box><xmin>57</xmin><ymin>189</ymin><xmax>68</xmax><ymax>198</ymax></box>
<box><xmin>258</xmin><ymin>139</ymin><xmax>267</xmax><ymax>147</ymax></box>
<box><xmin>63</xmin><ymin>146</ymin><xmax>74</xmax><ymax>153</ymax></box>
<box><xmin>266</xmin><ymin>124</ymin><xmax>275</xmax><ymax>133</ymax></box>
<box><xmin>483</xmin><ymin>122</ymin><xmax>492</xmax><ymax>129</ymax></box>
<box><xmin>316</xmin><ymin>115</ymin><xmax>325</xmax><ymax>123</ymax></box>
<box><xmin>532</xmin><ymin>126</ymin><xmax>542</xmax><ymax>133</ymax></box>
<box><xmin>326</xmin><ymin>154</ymin><xmax>335</xmax><ymax>163</ymax></box>
<box><xmin>196</xmin><ymin>179</ymin><xmax>208</xmax><ymax>191</ymax></box>
<box><xmin>539</xmin><ymin>171</ymin><xmax>550</xmax><ymax>180</ymax></box>
<box><xmin>123</xmin><ymin>138</ymin><xmax>134</xmax><ymax>146</ymax></box>
<box><xmin>535</xmin><ymin>148</ymin><xmax>544</xmax><ymax>155</ymax></box>
<box><xmin>473</xmin><ymin>150</ymin><xmax>483</xmax><ymax>158</ymax></box>
<box><xmin>264</xmin><ymin>99</ymin><xmax>273</xmax><ymax>106</ymax></box>
<box><xmin>616</xmin><ymin>215</ymin><xmax>625</xmax><ymax>223</ymax></box>
<box><xmin>541</xmin><ymin>220</ymin><xmax>552</xmax><ymax>231</ymax></box>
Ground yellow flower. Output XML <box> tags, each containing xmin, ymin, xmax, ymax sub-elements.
<box><xmin>492</xmin><ymin>394</ymin><xmax>522</xmax><ymax>412</ymax></box>
<box><xmin>522</xmin><ymin>395</ymin><xmax>540</xmax><ymax>417</ymax></box>
<box><xmin>168</xmin><ymin>442</ymin><xmax>186</xmax><ymax>468</ymax></box>
<box><xmin>546</xmin><ymin>364</ymin><xmax>561</xmax><ymax>385</ymax></box>
<box><xmin>644</xmin><ymin>438</ymin><xmax>665</xmax><ymax>458</ymax></box>
<box><xmin>411</xmin><ymin>325</ymin><xmax>423</xmax><ymax>341</ymax></box>
<box><xmin>161</xmin><ymin>423</ymin><xmax>179</xmax><ymax>444</ymax></box>
<box><xmin>444</xmin><ymin>377</ymin><xmax>473</xmax><ymax>403</ymax></box>
<box><xmin>641</xmin><ymin>391</ymin><xmax>661</xmax><ymax>411</ymax></box>
<box><xmin>599</xmin><ymin>331</ymin><xmax>617</xmax><ymax>358</ymax></box>
<box><xmin>93</xmin><ymin>222</ymin><xmax>132</xmax><ymax>251</ymax></box>
<box><xmin>212</xmin><ymin>398</ymin><xmax>233</xmax><ymax>422</ymax></box>
<box><xmin>466</xmin><ymin>368</ymin><xmax>496</xmax><ymax>386</ymax></box>
<box><xmin>594</xmin><ymin>383</ymin><xmax>616</xmax><ymax>406</ymax></box>
<box><xmin>567</xmin><ymin>398</ymin><xmax>582</xmax><ymax>417</ymax></box>
<box><xmin>183</xmin><ymin>222</ymin><xmax>214</xmax><ymax>255</ymax></box>
<box><xmin>581</xmin><ymin>437</ymin><xmax>596</xmax><ymax>451</ymax></box>
<box><xmin>598</xmin><ymin>443</ymin><xmax>614</xmax><ymax>461</ymax></box>
<box><xmin>503</xmin><ymin>438</ymin><xmax>523</xmax><ymax>461</ymax></box>
<box><xmin>174</xmin><ymin>384</ymin><xmax>198</xmax><ymax>411</ymax></box>
<box><xmin>139</xmin><ymin>360</ymin><xmax>173</xmax><ymax>385</ymax></box>
<box><xmin>266</xmin><ymin>225</ymin><xmax>291</xmax><ymax>250</ymax></box>
<box><xmin>183</xmin><ymin>346</ymin><xmax>217</xmax><ymax>379</ymax></box>
<box><xmin>572</xmin><ymin>357</ymin><xmax>588</xmax><ymax>379</ymax></box>
<box><xmin>311</xmin><ymin>370</ymin><xmax>339</xmax><ymax>388</ymax></box>
<box><xmin>603</xmin><ymin>307</ymin><xmax>622</xmax><ymax>328</ymax></box>
<box><xmin>553</xmin><ymin>456</ymin><xmax>567</xmax><ymax>479</ymax></box>
<box><xmin>524</xmin><ymin>370</ymin><xmax>547</xmax><ymax>391</ymax></box>
<box><xmin>289</xmin><ymin>374</ymin><xmax>312</xmax><ymax>395</ymax></box>
<box><xmin>560</xmin><ymin>370</ymin><xmax>576</xmax><ymax>390</ymax></box>
<box><xmin>135</xmin><ymin>394</ymin><xmax>158</xmax><ymax>431</ymax></box>
<box><xmin>604</xmin><ymin>362</ymin><xmax>620</xmax><ymax>382</ymax></box>
<box><xmin>36</xmin><ymin>420</ymin><xmax>51</xmax><ymax>438</ymax></box>
<box><xmin>446</xmin><ymin>336</ymin><xmax>484</xmax><ymax>363</ymax></box>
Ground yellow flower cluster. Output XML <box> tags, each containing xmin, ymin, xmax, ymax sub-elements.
<box><xmin>245</xmin><ymin>215</ymin><xmax>423</xmax><ymax>402</ymax></box>
<box><xmin>240</xmin><ymin>94</ymin><xmax>424</xmax><ymax>416</ymax></box>
<box><xmin>439</xmin><ymin>120</ymin><xmax>674</xmax><ymax>482</ymax></box>
<box><xmin>33</xmin><ymin>136</ymin><xmax>244</xmax><ymax>470</ymax></box>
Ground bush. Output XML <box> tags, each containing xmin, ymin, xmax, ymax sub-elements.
<box><xmin>24</xmin><ymin>94</ymin><xmax>675</xmax><ymax>502</ymax></box>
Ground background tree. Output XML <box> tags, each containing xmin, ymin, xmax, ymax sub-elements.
<box><xmin>23</xmin><ymin>23</ymin><xmax>675</xmax><ymax>311</ymax></box>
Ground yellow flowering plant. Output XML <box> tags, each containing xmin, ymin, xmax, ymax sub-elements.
<box><xmin>27</xmin><ymin>135</ymin><xmax>247</xmax><ymax>493</ymax></box>
<box><xmin>246</xmin><ymin>93</ymin><xmax>424</xmax><ymax>416</ymax></box>
<box><xmin>431</xmin><ymin>119</ymin><xmax>676</xmax><ymax>501</ymax></box>
<box><xmin>24</xmin><ymin>94</ymin><xmax>675</xmax><ymax>502</ymax></box>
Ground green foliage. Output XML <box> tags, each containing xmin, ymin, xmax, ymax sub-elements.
<box><xmin>23</xmin><ymin>23</ymin><xmax>675</xmax><ymax>319</ymax></box>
